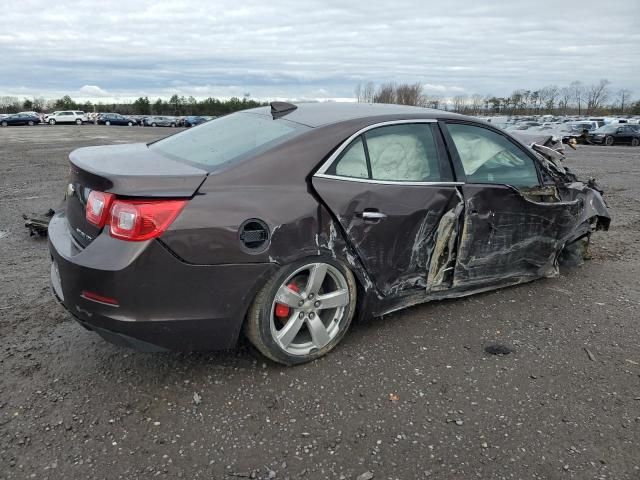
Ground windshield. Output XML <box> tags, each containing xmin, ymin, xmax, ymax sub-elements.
<box><xmin>150</xmin><ymin>112</ymin><xmax>309</xmax><ymax>169</ymax></box>
<box><xmin>593</xmin><ymin>125</ymin><xmax>617</xmax><ymax>133</ymax></box>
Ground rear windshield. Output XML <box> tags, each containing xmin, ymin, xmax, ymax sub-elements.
<box><xmin>149</xmin><ymin>112</ymin><xmax>309</xmax><ymax>169</ymax></box>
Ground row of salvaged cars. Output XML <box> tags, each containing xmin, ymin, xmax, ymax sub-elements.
<box><xmin>481</xmin><ymin>115</ymin><xmax>640</xmax><ymax>147</ymax></box>
<box><xmin>0</xmin><ymin>110</ymin><xmax>215</xmax><ymax>128</ymax></box>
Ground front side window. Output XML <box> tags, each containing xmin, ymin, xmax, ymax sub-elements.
<box><xmin>327</xmin><ymin>123</ymin><xmax>444</xmax><ymax>182</ymax></box>
<box><xmin>447</xmin><ymin>123</ymin><xmax>539</xmax><ymax>188</ymax></box>
<box><xmin>150</xmin><ymin>112</ymin><xmax>309</xmax><ymax>169</ymax></box>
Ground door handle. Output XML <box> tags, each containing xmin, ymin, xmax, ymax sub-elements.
<box><xmin>360</xmin><ymin>210</ymin><xmax>387</xmax><ymax>220</ymax></box>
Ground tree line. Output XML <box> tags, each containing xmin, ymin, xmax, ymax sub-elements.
<box><xmin>0</xmin><ymin>94</ymin><xmax>267</xmax><ymax>116</ymax></box>
<box><xmin>355</xmin><ymin>79</ymin><xmax>639</xmax><ymax>116</ymax></box>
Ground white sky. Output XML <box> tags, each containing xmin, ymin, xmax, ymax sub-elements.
<box><xmin>1</xmin><ymin>0</ymin><xmax>639</xmax><ymax>102</ymax></box>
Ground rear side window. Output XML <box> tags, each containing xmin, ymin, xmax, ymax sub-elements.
<box><xmin>366</xmin><ymin>124</ymin><xmax>440</xmax><ymax>181</ymax></box>
<box><xmin>446</xmin><ymin>123</ymin><xmax>539</xmax><ymax>188</ymax></box>
<box><xmin>328</xmin><ymin>123</ymin><xmax>444</xmax><ymax>182</ymax></box>
<box><xmin>333</xmin><ymin>137</ymin><xmax>368</xmax><ymax>179</ymax></box>
<box><xmin>150</xmin><ymin>112</ymin><xmax>309</xmax><ymax>169</ymax></box>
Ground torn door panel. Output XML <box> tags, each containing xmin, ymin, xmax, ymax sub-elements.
<box><xmin>453</xmin><ymin>184</ymin><xmax>586</xmax><ymax>287</ymax></box>
<box><xmin>311</xmin><ymin>175</ymin><xmax>460</xmax><ymax>296</ymax></box>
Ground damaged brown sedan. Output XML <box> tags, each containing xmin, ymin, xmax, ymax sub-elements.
<box><xmin>48</xmin><ymin>102</ymin><xmax>610</xmax><ymax>365</ymax></box>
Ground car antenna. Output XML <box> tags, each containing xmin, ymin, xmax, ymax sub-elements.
<box><xmin>270</xmin><ymin>101</ymin><xmax>297</xmax><ymax>119</ymax></box>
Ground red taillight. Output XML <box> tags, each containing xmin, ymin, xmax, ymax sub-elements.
<box><xmin>109</xmin><ymin>199</ymin><xmax>187</xmax><ymax>241</ymax></box>
<box><xmin>86</xmin><ymin>191</ymin><xmax>115</xmax><ymax>227</ymax></box>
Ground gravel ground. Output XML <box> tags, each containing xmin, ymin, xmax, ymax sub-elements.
<box><xmin>1</xmin><ymin>125</ymin><xmax>639</xmax><ymax>480</ymax></box>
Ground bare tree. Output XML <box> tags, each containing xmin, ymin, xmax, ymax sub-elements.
<box><xmin>354</xmin><ymin>83</ymin><xmax>362</xmax><ymax>102</ymax></box>
<box><xmin>395</xmin><ymin>83</ymin><xmax>424</xmax><ymax>106</ymax></box>
<box><xmin>570</xmin><ymin>81</ymin><xmax>585</xmax><ymax>115</ymax></box>
<box><xmin>539</xmin><ymin>85</ymin><xmax>559</xmax><ymax>114</ymax></box>
<box><xmin>0</xmin><ymin>96</ymin><xmax>21</xmax><ymax>113</ymax></box>
<box><xmin>558</xmin><ymin>86</ymin><xmax>571</xmax><ymax>114</ymax></box>
<box><xmin>374</xmin><ymin>82</ymin><xmax>396</xmax><ymax>104</ymax></box>
<box><xmin>362</xmin><ymin>82</ymin><xmax>375</xmax><ymax>103</ymax></box>
<box><xmin>617</xmin><ymin>88</ymin><xmax>632</xmax><ymax>114</ymax></box>
<box><xmin>586</xmin><ymin>79</ymin><xmax>611</xmax><ymax>113</ymax></box>
<box><xmin>452</xmin><ymin>94</ymin><xmax>466</xmax><ymax>112</ymax></box>
<box><xmin>471</xmin><ymin>94</ymin><xmax>484</xmax><ymax>115</ymax></box>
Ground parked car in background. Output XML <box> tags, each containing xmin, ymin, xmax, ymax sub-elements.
<box><xmin>0</xmin><ymin>113</ymin><xmax>42</xmax><ymax>126</ymax></box>
<box><xmin>143</xmin><ymin>116</ymin><xmax>177</xmax><ymax>127</ymax></box>
<box><xmin>97</xmin><ymin>113</ymin><xmax>138</xmax><ymax>126</ymax></box>
<box><xmin>18</xmin><ymin>111</ymin><xmax>42</xmax><ymax>120</ymax></box>
<box><xmin>588</xmin><ymin>124</ymin><xmax>640</xmax><ymax>146</ymax></box>
<box><xmin>45</xmin><ymin>111</ymin><xmax>86</xmax><ymax>125</ymax></box>
<box><xmin>184</xmin><ymin>116</ymin><xmax>209</xmax><ymax>127</ymax></box>
<box><xmin>48</xmin><ymin>102</ymin><xmax>610</xmax><ymax>364</ymax></box>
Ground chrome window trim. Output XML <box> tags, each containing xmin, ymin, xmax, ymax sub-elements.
<box><xmin>314</xmin><ymin>119</ymin><xmax>441</xmax><ymax>179</ymax></box>
<box><xmin>314</xmin><ymin>173</ymin><xmax>463</xmax><ymax>187</ymax></box>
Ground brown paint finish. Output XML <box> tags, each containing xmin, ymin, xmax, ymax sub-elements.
<box><xmin>48</xmin><ymin>103</ymin><xmax>611</xmax><ymax>353</ymax></box>
<box><xmin>312</xmin><ymin>176</ymin><xmax>459</xmax><ymax>294</ymax></box>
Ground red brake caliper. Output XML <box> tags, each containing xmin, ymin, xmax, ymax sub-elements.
<box><xmin>275</xmin><ymin>283</ymin><xmax>300</xmax><ymax>319</ymax></box>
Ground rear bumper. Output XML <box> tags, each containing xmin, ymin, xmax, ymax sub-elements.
<box><xmin>48</xmin><ymin>212</ymin><xmax>277</xmax><ymax>351</ymax></box>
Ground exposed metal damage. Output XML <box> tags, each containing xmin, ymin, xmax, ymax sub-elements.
<box><xmin>325</xmin><ymin>137</ymin><xmax>611</xmax><ymax>318</ymax></box>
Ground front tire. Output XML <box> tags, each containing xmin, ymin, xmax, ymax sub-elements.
<box><xmin>127</xmin><ymin>121</ymin><xmax>133</xmax><ymax>126</ymax></box>
<box><xmin>1</xmin><ymin>121</ymin><xmax>7</xmax><ymax>127</ymax></box>
<box><xmin>245</xmin><ymin>258</ymin><xmax>357</xmax><ymax>365</ymax></box>
<box><xmin>28</xmin><ymin>121</ymin><xmax>34</xmax><ymax>126</ymax></box>
<box><xmin>105</xmin><ymin>121</ymin><xmax>111</xmax><ymax>126</ymax></box>
<box><xmin>49</xmin><ymin>119</ymin><xmax>56</xmax><ymax>125</ymax></box>
<box><xmin>604</xmin><ymin>136</ymin><xmax>614</xmax><ymax>146</ymax></box>
<box><xmin>151</xmin><ymin>122</ymin><xmax>157</xmax><ymax>127</ymax></box>
<box><xmin>75</xmin><ymin>119</ymin><xmax>82</xmax><ymax>125</ymax></box>
<box><xmin>632</xmin><ymin>138</ymin><xmax>639</xmax><ymax>147</ymax></box>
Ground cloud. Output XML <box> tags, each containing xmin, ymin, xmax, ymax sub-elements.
<box><xmin>0</xmin><ymin>0</ymin><xmax>638</xmax><ymax>100</ymax></box>
<box><xmin>79</xmin><ymin>85</ymin><xmax>110</xmax><ymax>97</ymax></box>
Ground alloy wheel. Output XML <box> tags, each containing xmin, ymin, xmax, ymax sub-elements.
<box><xmin>269</xmin><ymin>262</ymin><xmax>350</xmax><ymax>356</ymax></box>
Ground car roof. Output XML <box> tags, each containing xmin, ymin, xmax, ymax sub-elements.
<box><xmin>244</xmin><ymin>102</ymin><xmax>466</xmax><ymax>128</ymax></box>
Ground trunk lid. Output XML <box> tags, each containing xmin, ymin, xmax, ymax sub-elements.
<box><xmin>66</xmin><ymin>143</ymin><xmax>207</xmax><ymax>247</ymax></box>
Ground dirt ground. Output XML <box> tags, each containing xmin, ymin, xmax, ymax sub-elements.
<box><xmin>1</xmin><ymin>125</ymin><xmax>639</xmax><ymax>480</ymax></box>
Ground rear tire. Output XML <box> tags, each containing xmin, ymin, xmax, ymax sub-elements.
<box><xmin>105</xmin><ymin>121</ymin><xmax>111</xmax><ymax>126</ymax></box>
<box><xmin>245</xmin><ymin>257</ymin><xmax>357</xmax><ymax>365</ymax></box>
<box><xmin>151</xmin><ymin>122</ymin><xmax>157</xmax><ymax>127</ymax></box>
<box><xmin>604</xmin><ymin>136</ymin><xmax>614</xmax><ymax>146</ymax></box>
<box><xmin>127</xmin><ymin>121</ymin><xmax>133</xmax><ymax>126</ymax></box>
<box><xmin>632</xmin><ymin>138</ymin><xmax>639</xmax><ymax>147</ymax></box>
<box><xmin>28</xmin><ymin>121</ymin><xmax>34</xmax><ymax>126</ymax></box>
<box><xmin>171</xmin><ymin>123</ymin><xmax>176</xmax><ymax>127</ymax></box>
<box><xmin>1</xmin><ymin>121</ymin><xmax>7</xmax><ymax>127</ymax></box>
